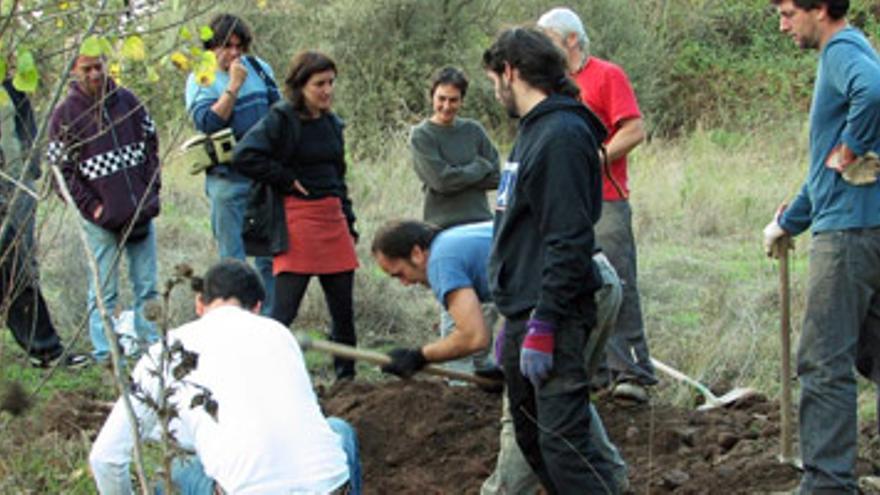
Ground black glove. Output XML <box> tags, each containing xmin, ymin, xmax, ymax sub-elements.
<box><xmin>474</xmin><ymin>366</ymin><xmax>505</xmax><ymax>394</ymax></box>
<box><xmin>382</xmin><ymin>347</ymin><xmax>427</xmax><ymax>378</ymax></box>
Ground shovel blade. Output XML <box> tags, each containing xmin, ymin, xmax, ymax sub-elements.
<box><xmin>696</xmin><ymin>387</ymin><xmax>758</xmax><ymax>411</ymax></box>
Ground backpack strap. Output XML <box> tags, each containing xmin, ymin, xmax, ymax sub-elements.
<box><xmin>245</xmin><ymin>55</ymin><xmax>279</xmax><ymax>104</ymax></box>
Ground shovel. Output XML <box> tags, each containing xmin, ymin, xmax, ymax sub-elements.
<box><xmin>650</xmin><ymin>358</ymin><xmax>758</xmax><ymax>411</ymax></box>
<box><xmin>776</xmin><ymin>236</ymin><xmax>797</xmax><ymax>464</ymax></box>
<box><xmin>295</xmin><ymin>333</ymin><xmax>501</xmax><ymax>388</ymax></box>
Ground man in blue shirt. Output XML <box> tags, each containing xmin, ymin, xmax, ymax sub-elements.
<box><xmin>371</xmin><ymin>219</ymin><xmax>628</xmax><ymax>494</ymax></box>
<box><xmin>184</xmin><ymin>14</ymin><xmax>279</xmax><ymax>314</ymax></box>
<box><xmin>764</xmin><ymin>1</ymin><xmax>880</xmax><ymax>492</ymax></box>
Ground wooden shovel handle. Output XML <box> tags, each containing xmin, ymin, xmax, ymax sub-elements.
<box><xmin>779</xmin><ymin>238</ymin><xmax>795</xmax><ymax>462</ymax></box>
<box><xmin>296</xmin><ymin>333</ymin><xmax>501</xmax><ymax>388</ymax></box>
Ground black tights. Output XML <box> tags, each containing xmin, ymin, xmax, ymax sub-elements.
<box><xmin>272</xmin><ymin>271</ymin><xmax>356</xmax><ymax>379</ymax></box>
<box><xmin>1</xmin><ymin>228</ymin><xmax>62</xmax><ymax>359</ymax></box>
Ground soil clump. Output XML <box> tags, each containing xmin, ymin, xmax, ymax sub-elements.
<box><xmin>322</xmin><ymin>379</ymin><xmax>879</xmax><ymax>494</ymax></box>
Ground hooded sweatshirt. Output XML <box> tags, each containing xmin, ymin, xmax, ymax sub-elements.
<box><xmin>47</xmin><ymin>79</ymin><xmax>160</xmax><ymax>231</ymax></box>
<box><xmin>489</xmin><ymin>94</ymin><xmax>607</xmax><ymax>327</ymax></box>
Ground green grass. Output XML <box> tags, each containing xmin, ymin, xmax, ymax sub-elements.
<box><xmin>0</xmin><ymin>121</ymin><xmax>876</xmax><ymax>489</ymax></box>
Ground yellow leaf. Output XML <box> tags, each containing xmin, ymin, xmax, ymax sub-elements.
<box><xmin>257</xmin><ymin>0</ymin><xmax>267</xmax><ymax>8</ymax></box>
<box><xmin>80</xmin><ymin>35</ymin><xmax>102</xmax><ymax>57</ymax></box>
<box><xmin>0</xmin><ymin>87</ymin><xmax>10</xmax><ymax>107</ymax></box>
<box><xmin>59</xmin><ymin>1</ymin><xmax>70</xmax><ymax>9</ymax></box>
<box><xmin>199</xmin><ymin>26</ymin><xmax>214</xmax><ymax>42</ymax></box>
<box><xmin>146</xmin><ymin>66</ymin><xmax>160</xmax><ymax>83</ymax></box>
<box><xmin>170</xmin><ymin>51</ymin><xmax>190</xmax><ymax>72</ymax></box>
<box><xmin>99</xmin><ymin>37</ymin><xmax>114</xmax><ymax>57</ymax></box>
<box><xmin>179</xmin><ymin>26</ymin><xmax>191</xmax><ymax>41</ymax></box>
<box><xmin>121</xmin><ymin>35</ymin><xmax>145</xmax><ymax>61</ymax></box>
<box><xmin>12</xmin><ymin>49</ymin><xmax>38</xmax><ymax>93</ymax></box>
<box><xmin>194</xmin><ymin>51</ymin><xmax>217</xmax><ymax>87</ymax></box>
<box><xmin>56</xmin><ymin>18</ymin><xmax>64</xmax><ymax>28</ymax></box>
<box><xmin>108</xmin><ymin>62</ymin><xmax>122</xmax><ymax>80</ymax></box>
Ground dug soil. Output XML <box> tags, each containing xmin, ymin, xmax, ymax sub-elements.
<box><xmin>322</xmin><ymin>380</ymin><xmax>880</xmax><ymax>495</ymax></box>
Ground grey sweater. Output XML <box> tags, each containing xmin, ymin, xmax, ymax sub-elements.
<box><xmin>409</xmin><ymin>117</ymin><xmax>500</xmax><ymax>229</ymax></box>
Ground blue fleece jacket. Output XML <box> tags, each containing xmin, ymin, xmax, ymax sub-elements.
<box><xmin>780</xmin><ymin>27</ymin><xmax>880</xmax><ymax>235</ymax></box>
<box><xmin>184</xmin><ymin>55</ymin><xmax>279</xmax><ymax>140</ymax></box>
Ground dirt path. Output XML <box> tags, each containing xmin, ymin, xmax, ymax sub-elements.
<box><xmin>322</xmin><ymin>380</ymin><xmax>879</xmax><ymax>494</ymax></box>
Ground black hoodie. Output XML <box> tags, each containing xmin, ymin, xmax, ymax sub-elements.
<box><xmin>489</xmin><ymin>94</ymin><xmax>608</xmax><ymax>327</ymax></box>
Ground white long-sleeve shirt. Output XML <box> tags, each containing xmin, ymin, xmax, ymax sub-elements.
<box><xmin>89</xmin><ymin>305</ymin><xmax>349</xmax><ymax>494</ymax></box>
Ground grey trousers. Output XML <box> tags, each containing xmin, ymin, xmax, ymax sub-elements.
<box><xmin>481</xmin><ymin>253</ymin><xmax>627</xmax><ymax>494</ymax></box>
<box><xmin>796</xmin><ymin>228</ymin><xmax>880</xmax><ymax>494</ymax></box>
<box><xmin>594</xmin><ymin>200</ymin><xmax>658</xmax><ymax>386</ymax></box>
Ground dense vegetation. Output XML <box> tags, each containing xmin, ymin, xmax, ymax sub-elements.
<box><xmin>7</xmin><ymin>0</ymin><xmax>880</xmax><ymax>151</ymax></box>
<box><xmin>1</xmin><ymin>0</ymin><xmax>879</xmax><ymax>491</ymax></box>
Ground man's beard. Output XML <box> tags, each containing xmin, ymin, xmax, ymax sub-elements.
<box><xmin>499</xmin><ymin>79</ymin><xmax>519</xmax><ymax>119</ymax></box>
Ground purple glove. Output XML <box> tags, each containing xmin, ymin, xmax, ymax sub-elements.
<box><xmin>520</xmin><ymin>318</ymin><xmax>555</xmax><ymax>388</ymax></box>
<box><xmin>494</xmin><ymin>322</ymin><xmax>507</xmax><ymax>365</ymax></box>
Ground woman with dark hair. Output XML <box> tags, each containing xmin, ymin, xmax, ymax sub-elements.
<box><xmin>410</xmin><ymin>66</ymin><xmax>500</xmax><ymax>230</ymax></box>
<box><xmin>233</xmin><ymin>51</ymin><xmax>359</xmax><ymax>380</ymax></box>
<box><xmin>409</xmin><ymin>66</ymin><xmax>501</xmax><ymax>375</ymax></box>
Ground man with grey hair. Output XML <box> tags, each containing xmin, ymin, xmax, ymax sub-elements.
<box><xmin>538</xmin><ymin>6</ymin><xmax>658</xmax><ymax>402</ymax></box>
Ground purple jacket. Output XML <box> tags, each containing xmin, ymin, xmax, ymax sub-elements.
<box><xmin>47</xmin><ymin>79</ymin><xmax>160</xmax><ymax>230</ymax></box>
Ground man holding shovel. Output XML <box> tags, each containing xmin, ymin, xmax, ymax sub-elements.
<box><xmin>371</xmin><ymin>219</ymin><xmax>627</xmax><ymax>493</ymax></box>
<box><xmin>764</xmin><ymin>0</ymin><xmax>880</xmax><ymax>492</ymax></box>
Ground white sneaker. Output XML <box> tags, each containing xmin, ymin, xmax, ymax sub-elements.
<box><xmin>611</xmin><ymin>381</ymin><xmax>649</xmax><ymax>403</ymax></box>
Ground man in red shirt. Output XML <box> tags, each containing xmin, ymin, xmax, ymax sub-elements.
<box><xmin>539</xmin><ymin>7</ymin><xmax>658</xmax><ymax>402</ymax></box>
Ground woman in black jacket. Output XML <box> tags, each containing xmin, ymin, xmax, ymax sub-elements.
<box><xmin>233</xmin><ymin>51</ymin><xmax>358</xmax><ymax>380</ymax></box>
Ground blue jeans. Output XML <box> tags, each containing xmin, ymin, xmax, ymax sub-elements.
<box><xmin>160</xmin><ymin>417</ymin><xmax>362</xmax><ymax>494</ymax></box>
<box><xmin>327</xmin><ymin>417</ymin><xmax>363</xmax><ymax>494</ymax></box>
<box><xmin>205</xmin><ymin>172</ymin><xmax>275</xmax><ymax>315</ymax></box>
<box><xmin>83</xmin><ymin>220</ymin><xmax>158</xmax><ymax>362</ymax></box>
<box><xmin>797</xmin><ymin>228</ymin><xmax>880</xmax><ymax>494</ymax></box>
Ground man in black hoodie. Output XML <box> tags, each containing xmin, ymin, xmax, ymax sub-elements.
<box><xmin>483</xmin><ymin>28</ymin><xmax>610</xmax><ymax>493</ymax></box>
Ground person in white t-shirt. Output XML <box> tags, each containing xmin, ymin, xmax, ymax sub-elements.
<box><xmin>89</xmin><ymin>259</ymin><xmax>362</xmax><ymax>494</ymax></box>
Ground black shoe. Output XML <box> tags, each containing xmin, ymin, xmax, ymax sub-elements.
<box><xmin>30</xmin><ymin>352</ymin><xmax>91</xmax><ymax>370</ymax></box>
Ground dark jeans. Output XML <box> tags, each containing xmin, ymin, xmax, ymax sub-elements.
<box><xmin>797</xmin><ymin>228</ymin><xmax>880</xmax><ymax>494</ymax></box>
<box><xmin>502</xmin><ymin>314</ymin><xmax>613</xmax><ymax>494</ymax></box>
<box><xmin>0</xmin><ymin>223</ymin><xmax>62</xmax><ymax>359</ymax></box>
<box><xmin>272</xmin><ymin>271</ymin><xmax>356</xmax><ymax>379</ymax></box>
<box><xmin>594</xmin><ymin>200</ymin><xmax>657</xmax><ymax>386</ymax></box>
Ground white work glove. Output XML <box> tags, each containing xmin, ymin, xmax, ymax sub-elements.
<box><xmin>763</xmin><ymin>220</ymin><xmax>786</xmax><ymax>258</ymax></box>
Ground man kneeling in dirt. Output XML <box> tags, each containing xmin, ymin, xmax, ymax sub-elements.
<box><xmin>89</xmin><ymin>259</ymin><xmax>362</xmax><ymax>494</ymax></box>
<box><xmin>372</xmin><ymin>219</ymin><xmax>628</xmax><ymax>493</ymax></box>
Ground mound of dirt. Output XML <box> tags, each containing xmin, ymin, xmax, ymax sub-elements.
<box><xmin>322</xmin><ymin>379</ymin><xmax>879</xmax><ymax>494</ymax></box>
<box><xmin>40</xmin><ymin>390</ymin><xmax>112</xmax><ymax>440</ymax></box>
<box><xmin>323</xmin><ymin>380</ymin><xmax>499</xmax><ymax>494</ymax></box>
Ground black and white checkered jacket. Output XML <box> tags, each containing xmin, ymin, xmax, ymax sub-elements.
<box><xmin>47</xmin><ymin>78</ymin><xmax>160</xmax><ymax>231</ymax></box>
